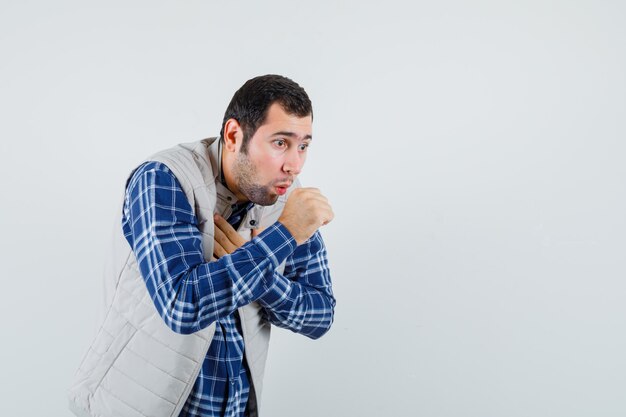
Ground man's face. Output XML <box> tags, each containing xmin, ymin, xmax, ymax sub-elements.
<box><xmin>231</xmin><ymin>103</ymin><xmax>312</xmax><ymax>206</ymax></box>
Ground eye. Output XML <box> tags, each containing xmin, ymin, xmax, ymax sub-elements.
<box><xmin>273</xmin><ymin>139</ymin><xmax>287</xmax><ymax>148</ymax></box>
<box><xmin>298</xmin><ymin>143</ymin><xmax>310</xmax><ymax>152</ymax></box>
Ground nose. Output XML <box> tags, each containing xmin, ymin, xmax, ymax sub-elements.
<box><xmin>283</xmin><ymin>148</ymin><xmax>304</xmax><ymax>176</ymax></box>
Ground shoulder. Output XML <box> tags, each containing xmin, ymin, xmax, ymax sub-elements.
<box><xmin>126</xmin><ymin>161</ymin><xmax>178</xmax><ymax>191</ymax></box>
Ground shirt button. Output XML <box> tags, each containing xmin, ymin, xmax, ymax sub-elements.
<box><xmin>230</xmin><ymin>379</ymin><xmax>235</xmax><ymax>385</ymax></box>
<box><xmin>249</xmin><ymin>220</ymin><xmax>256</xmax><ymax>226</ymax></box>
<box><xmin>227</xmin><ymin>196</ymin><xmax>232</xmax><ymax>201</ymax></box>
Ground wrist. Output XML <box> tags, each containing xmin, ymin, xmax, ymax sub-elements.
<box><xmin>276</xmin><ymin>219</ymin><xmax>305</xmax><ymax>246</ymax></box>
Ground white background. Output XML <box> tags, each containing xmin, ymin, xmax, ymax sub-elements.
<box><xmin>1</xmin><ymin>1</ymin><xmax>625</xmax><ymax>416</ymax></box>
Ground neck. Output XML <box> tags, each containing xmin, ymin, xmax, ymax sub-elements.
<box><xmin>221</xmin><ymin>151</ymin><xmax>248</xmax><ymax>203</ymax></box>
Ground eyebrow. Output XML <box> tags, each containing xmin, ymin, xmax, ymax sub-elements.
<box><xmin>271</xmin><ymin>131</ymin><xmax>313</xmax><ymax>141</ymax></box>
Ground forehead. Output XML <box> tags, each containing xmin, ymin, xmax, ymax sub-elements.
<box><xmin>257</xmin><ymin>103</ymin><xmax>312</xmax><ymax>137</ymax></box>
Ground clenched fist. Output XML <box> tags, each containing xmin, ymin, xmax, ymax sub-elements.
<box><xmin>278</xmin><ymin>187</ymin><xmax>334</xmax><ymax>245</ymax></box>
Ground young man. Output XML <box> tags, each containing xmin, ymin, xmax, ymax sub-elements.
<box><xmin>68</xmin><ymin>75</ymin><xmax>335</xmax><ymax>417</ymax></box>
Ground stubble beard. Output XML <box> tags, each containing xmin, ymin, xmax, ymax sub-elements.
<box><xmin>233</xmin><ymin>152</ymin><xmax>279</xmax><ymax>206</ymax></box>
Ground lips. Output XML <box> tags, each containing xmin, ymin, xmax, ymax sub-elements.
<box><xmin>274</xmin><ymin>180</ymin><xmax>292</xmax><ymax>196</ymax></box>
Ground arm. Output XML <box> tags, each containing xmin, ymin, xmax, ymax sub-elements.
<box><xmin>256</xmin><ymin>231</ymin><xmax>335</xmax><ymax>339</ymax></box>
<box><xmin>214</xmin><ymin>216</ymin><xmax>335</xmax><ymax>339</ymax></box>
<box><xmin>122</xmin><ymin>162</ymin><xmax>297</xmax><ymax>334</ymax></box>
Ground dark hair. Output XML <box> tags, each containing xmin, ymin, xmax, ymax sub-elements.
<box><xmin>219</xmin><ymin>74</ymin><xmax>313</xmax><ymax>153</ymax></box>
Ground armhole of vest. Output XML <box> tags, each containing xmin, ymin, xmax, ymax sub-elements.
<box><xmin>149</xmin><ymin>155</ymin><xmax>198</xmax><ymax>213</ymax></box>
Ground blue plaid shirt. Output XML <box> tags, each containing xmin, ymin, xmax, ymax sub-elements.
<box><xmin>122</xmin><ymin>161</ymin><xmax>335</xmax><ymax>417</ymax></box>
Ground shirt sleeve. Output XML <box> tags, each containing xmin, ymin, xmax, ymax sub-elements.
<box><xmin>122</xmin><ymin>161</ymin><xmax>297</xmax><ymax>335</ymax></box>
<box><xmin>255</xmin><ymin>231</ymin><xmax>336</xmax><ymax>339</ymax></box>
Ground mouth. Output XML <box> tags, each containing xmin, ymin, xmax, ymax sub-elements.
<box><xmin>274</xmin><ymin>181</ymin><xmax>292</xmax><ymax>196</ymax></box>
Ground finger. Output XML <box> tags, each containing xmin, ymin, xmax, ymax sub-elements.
<box><xmin>225</xmin><ymin>226</ymin><xmax>246</xmax><ymax>247</ymax></box>
<box><xmin>299</xmin><ymin>187</ymin><xmax>321</xmax><ymax>193</ymax></box>
<box><xmin>251</xmin><ymin>227</ymin><xmax>265</xmax><ymax>238</ymax></box>
<box><xmin>321</xmin><ymin>208</ymin><xmax>334</xmax><ymax>226</ymax></box>
<box><xmin>213</xmin><ymin>239</ymin><xmax>227</xmax><ymax>258</ymax></box>
<box><xmin>214</xmin><ymin>214</ymin><xmax>246</xmax><ymax>247</ymax></box>
<box><xmin>295</xmin><ymin>188</ymin><xmax>322</xmax><ymax>198</ymax></box>
<box><xmin>225</xmin><ymin>228</ymin><xmax>246</xmax><ymax>247</ymax></box>
<box><xmin>306</xmin><ymin>200</ymin><xmax>332</xmax><ymax>216</ymax></box>
<box><xmin>213</xmin><ymin>214</ymin><xmax>230</xmax><ymax>232</ymax></box>
<box><xmin>214</xmin><ymin>224</ymin><xmax>238</xmax><ymax>254</ymax></box>
<box><xmin>307</xmin><ymin>194</ymin><xmax>329</xmax><ymax>204</ymax></box>
<box><xmin>297</xmin><ymin>190</ymin><xmax>328</xmax><ymax>204</ymax></box>
<box><xmin>289</xmin><ymin>188</ymin><xmax>320</xmax><ymax>200</ymax></box>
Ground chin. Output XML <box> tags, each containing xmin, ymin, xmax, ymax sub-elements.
<box><xmin>252</xmin><ymin>194</ymin><xmax>279</xmax><ymax>206</ymax></box>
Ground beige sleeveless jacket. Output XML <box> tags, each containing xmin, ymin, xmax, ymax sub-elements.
<box><xmin>68</xmin><ymin>137</ymin><xmax>295</xmax><ymax>417</ymax></box>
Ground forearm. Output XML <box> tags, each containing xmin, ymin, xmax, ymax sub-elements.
<box><xmin>256</xmin><ymin>231</ymin><xmax>335</xmax><ymax>339</ymax></box>
<box><xmin>139</xmin><ymin>223</ymin><xmax>296</xmax><ymax>334</ymax></box>
<box><xmin>258</xmin><ymin>276</ymin><xmax>335</xmax><ymax>339</ymax></box>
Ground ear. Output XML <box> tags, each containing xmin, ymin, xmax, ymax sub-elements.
<box><xmin>223</xmin><ymin>118</ymin><xmax>243</xmax><ymax>152</ymax></box>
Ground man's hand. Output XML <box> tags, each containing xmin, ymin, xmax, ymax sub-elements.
<box><xmin>213</xmin><ymin>214</ymin><xmax>263</xmax><ymax>258</ymax></box>
<box><xmin>213</xmin><ymin>214</ymin><xmax>247</xmax><ymax>258</ymax></box>
<box><xmin>278</xmin><ymin>188</ymin><xmax>334</xmax><ymax>246</ymax></box>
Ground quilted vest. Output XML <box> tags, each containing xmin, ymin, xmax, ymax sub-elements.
<box><xmin>68</xmin><ymin>137</ymin><xmax>295</xmax><ymax>417</ymax></box>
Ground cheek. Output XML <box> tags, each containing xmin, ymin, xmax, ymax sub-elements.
<box><xmin>251</xmin><ymin>156</ymin><xmax>282</xmax><ymax>180</ymax></box>
<box><xmin>255</xmin><ymin>150</ymin><xmax>284</xmax><ymax>167</ymax></box>
<box><xmin>249</xmin><ymin>146</ymin><xmax>282</xmax><ymax>162</ymax></box>
<box><xmin>265</xmin><ymin>160</ymin><xmax>284</xmax><ymax>176</ymax></box>
<box><xmin>267</xmin><ymin>148</ymin><xmax>287</xmax><ymax>159</ymax></box>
